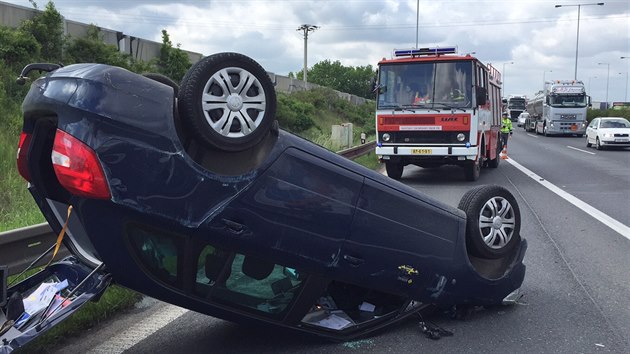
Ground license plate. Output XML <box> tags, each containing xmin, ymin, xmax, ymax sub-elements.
<box><xmin>412</xmin><ymin>149</ymin><xmax>432</xmax><ymax>154</ymax></box>
<box><xmin>615</xmin><ymin>139</ymin><xmax>628</xmax><ymax>142</ymax></box>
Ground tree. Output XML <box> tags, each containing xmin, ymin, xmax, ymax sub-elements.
<box><xmin>64</xmin><ymin>25</ymin><xmax>129</xmax><ymax>67</ymax></box>
<box><xmin>0</xmin><ymin>26</ymin><xmax>40</xmax><ymax>68</ymax></box>
<box><xmin>297</xmin><ymin>60</ymin><xmax>375</xmax><ymax>99</ymax></box>
<box><xmin>156</xmin><ymin>30</ymin><xmax>191</xmax><ymax>82</ymax></box>
<box><xmin>20</xmin><ymin>1</ymin><xmax>64</xmax><ymax>62</ymax></box>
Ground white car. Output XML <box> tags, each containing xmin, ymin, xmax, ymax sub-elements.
<box><xmin>586</xmin><ymin>117</ymin><xmax>630</xmax><ymax>150</ymax></box>
<box><xmin>517</xmin><ymin>112</ymin><xmax>529</xmax><ymax>128</ymax></box>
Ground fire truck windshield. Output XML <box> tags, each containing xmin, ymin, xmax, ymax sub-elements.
<box><xmin>549</xmin><ymin>94</ymin><xmax>587</xmax><ymax>107</ymax></box>
<box><xmin>377</xmin><ymin>61</ymin><xmax>473</xmax><ymax>110</ymax></box>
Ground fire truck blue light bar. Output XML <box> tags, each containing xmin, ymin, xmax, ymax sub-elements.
<box><xmin>394</xmin><ymin>47</ymin><xmax>457</xmax><ymax>57</ymax></box>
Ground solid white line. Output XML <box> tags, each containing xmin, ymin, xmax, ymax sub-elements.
<box><xmin>89</xmin><ymin>305</ymin><xmax>189</xmax><ymax>354</ymax></box>
<box><xmin>505</xmin><ymin>157</ymin><xmax>630</xmax><ymax>241</ymax></box>
<box><xmin>526</xmin><ymin>133</ymin><xmax>539</xmax><ymax>138</ymax></box>
<box><xmin>567</xmin><ymin>146</ymin><xmax>596</xmax><ymax>155</ymax></box>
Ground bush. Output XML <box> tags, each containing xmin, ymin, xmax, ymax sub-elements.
<box><xmin>276</xmin><ymin>92</ymin><xmax>316</xmax><ymax>132</ymax></box>
<box><xmin>587</xmin><ymin>108</ymin><xmax>630</xmax><ymax>122</ymax></box>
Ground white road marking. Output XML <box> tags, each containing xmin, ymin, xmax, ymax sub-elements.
<box><xmin>89</xmin><ymin>305</ymin><xmax>189</xmax><ymax>354</ymax></box>
<box><xmin>567</xmin><ymin>146</ymin><xmax>596</xmax><ymax>155</ymax></box>
<box><xmin>506</xmin><ymin>158</ymin><xmax>630</xmax><ymax>240</ymax></box>
<box><xmin>526</xmin><ymin>133</ymin><xmax>538</xmax><ymax>138</ymax></box>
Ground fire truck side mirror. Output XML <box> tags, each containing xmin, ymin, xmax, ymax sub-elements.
<box><xmin>475</xmin><ymin>86</ymin><xmax>487</xmax><ymax>106</ymax></box>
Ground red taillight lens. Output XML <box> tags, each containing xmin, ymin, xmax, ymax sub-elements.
<box><xmin>17</xmin><ymin>132</ymin><xmax>32</xmax><ymax>182</ymax></box>
<box><xmin>51</xmin><ymin>129</ymin><xmax>111</xmax><ymax>199</ymax></box>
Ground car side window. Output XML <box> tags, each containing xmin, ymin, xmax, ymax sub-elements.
<box><xmin>128</xmin><ymin>225</ymin><xmax>183</xmax><ymax>287</ymax></box>
<box><xmin>195</xmin><ymin>246</ymin><xmax>305</xmax><ymax>317</ymax></box>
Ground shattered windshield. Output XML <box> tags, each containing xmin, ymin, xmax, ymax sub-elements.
<box><xmin>549</xmin><ymin>94</ymin><xmax>587</xmax><ymax>107</ymax></box>
<box><xmin>377</xmin><ymin>61</ymin><xmax>473</xmax><ymax>110</ymax></box>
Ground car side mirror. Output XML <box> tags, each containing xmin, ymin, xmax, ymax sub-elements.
<box><xmin>475</xmin><ymin>86</ymin><xmax>487</xmax><ymax>106</ymax></box>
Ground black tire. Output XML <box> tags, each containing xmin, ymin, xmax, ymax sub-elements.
<box><xmin>586</xmin><ymin>137</ymin><xmax>592</xmax><ymax>148</ymax></box>
<box><xmin>596</xmin><ymin>137</ymin><xmax>603</xmax><ymax>150</ymax></box>
<box><xmin>458</xmin><ymin>185</ymin><xmax>521</xmax><ymax>259</ymax></box>
<box><xmin>487</xmin><ymin>138</ymin><xmax>501</xmax><ymax>169</ymax></box>
<box><xmin>143</xmin><ymin>73</ymin><xmax>180</xmax><ymax>96</ymax></box>
<box><xmin>178</xmin><ymin>52</ymin><xmax>276</xmax><ymax>151</ymax></box>
<box><xmin>385</xmin><ymin>161</ymin><xmax>403</xmax><ymax>180</ymax></box>
<box><xmin>464</xmin><ymin>159</ymin><xmax>480</xmax><ymax>181</ymax></box>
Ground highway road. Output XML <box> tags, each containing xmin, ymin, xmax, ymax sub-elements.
<box><xmin>54</xmin><ymin>128</ymin><xmax>630</xmax><ymax>354</ymax></box>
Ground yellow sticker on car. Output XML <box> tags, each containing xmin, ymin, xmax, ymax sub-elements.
<box><xmin>412</xmin><ymin>149</ymin><xmax>432</xmax><ymax>154</ymax></box>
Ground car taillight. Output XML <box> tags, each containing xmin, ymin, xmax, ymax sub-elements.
<box><xmin>17</xmin><ymin>132</ymin><xmax>32</xmax><ymax>182</ymax></box>
<box><xmin>51</xmin><ymin>129</ymin><xmax>111</xmax><ymax>199</ymax></box>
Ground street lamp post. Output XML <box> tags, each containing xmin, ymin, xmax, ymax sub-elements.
<box><xmin>619</xmin><ymin>72</ymin><xmax>628</xmax><ymax>102</ymax></box>
<box><xmin>543</xmin><ymin>70</ymin><xmax>553</xmax><ymax>87</ymax></box>
<box><xmin>622</xmin><ymin>57</ymin><xmax>630</xmax><ymax>101</ymax></box>
<box><xmin>588</xmin><ymin>76</ymin><xmax>597</xmax><ymax>94</ymax></box>
<box><xmin>598</xmin><ymin>62</ymin><xmax>609</xmax><ymax>107</ymax></box>
<box><xmin>297</xmin><ymin>24</ymin><xmax>318</xmax><ymax>84</ymax></box>
<box><xmin>555</xmin><ymin>2</ymin><xmax>604</xmax><ymax>80</ymax></box>
<box><xmin>502</xmin><ymin>61</ymin><xmax>514</xmax><ymax>94</ymax></box>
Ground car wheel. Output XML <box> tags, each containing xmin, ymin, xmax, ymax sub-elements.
<box><xmin>596</xmin><ymin>137</ymin><xmax>603</xmax><ymax>150</ymax></box>
<box><xmin>385</xmin><ymin>161</ymin><xmax>404</xmax><ymax>180</ymax></box>
<box><xmin>464</xmin><ymin>158</ymin><xmax>480</xmax><ymax>181</ymax></box>
<box><xmin>586</xmin><ymin>136</ymin><xmax>592</xmax><ymax>148</ymax></box>
<box><xmin>543</xmin><ymin>125</ymin><xmax>548</xmax><ymax>136</ymax></box>
<box><xmin>178</xmin><ymin>52</ymin><xmax>276</xmax><ymax>151</ymax></box>
<box><xmin>458</xmin><ymin>185</ymin><xmax>521</xmax><ymax>259</ymax></box>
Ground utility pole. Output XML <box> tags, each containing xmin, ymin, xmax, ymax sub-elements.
<box><xmin>297</xmin><ymin>24</ymin><xmax>318</xmax><ymax>84</ymax></box>
<box><xmin>415</xmin><ymin>0</ymin><xmax>420</xmax><ymax>48</ymax></box>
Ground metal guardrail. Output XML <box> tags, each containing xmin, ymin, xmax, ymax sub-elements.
<box><xmin>0</xmin><ymin>223</ymin><xmax>69</xmax><ymax>276</ymax></box>
<box><xmin>337</xmin><ymin>141</ymin><xmax>376</xmax><ymax>159</ymax></box>
<box><xmin>1</xmin><ymin>142</ymin><xmax>376</xmax><ymax>276</ymax></box>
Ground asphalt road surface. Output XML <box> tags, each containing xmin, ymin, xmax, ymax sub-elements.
<box><xmin>53</xmin><ymin>128</ymin><xmax>630</xmax><ymax>354</ymax></box>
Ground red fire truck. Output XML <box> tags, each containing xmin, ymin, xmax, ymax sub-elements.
<box><xmin>374</xmin><ymin>47</ymin><xmax>503</xmax><ymax>181</ymax></box>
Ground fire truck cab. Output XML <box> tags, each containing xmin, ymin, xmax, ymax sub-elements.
<box><xmin>374</xmin><ymin>47</ymin><xmax>503</xmax><ymax>181</ymax></box>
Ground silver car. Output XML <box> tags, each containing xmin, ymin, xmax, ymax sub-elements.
<box><xmin>517</xmin><ymin>112</ymin><xmax>529</xmax><ymax>128</ymax></box>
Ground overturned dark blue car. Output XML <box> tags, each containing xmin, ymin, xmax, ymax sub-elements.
<box><xmin>1</xmin><ymin>53</ymin><xmax>526</xmax><ymax>351</ymax></box>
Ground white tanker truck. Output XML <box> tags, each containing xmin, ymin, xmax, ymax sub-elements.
<box><xmin>524</xmin><ymin>80</ymin><xmax>589</xmax><ymax>136</ymax></box>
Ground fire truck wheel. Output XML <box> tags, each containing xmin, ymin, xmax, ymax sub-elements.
<box><xmin>464</xmin><ymin>159</ymin><xmax>480</xmax><ymax>181</ymax></box>
<box><xmin>178</xmin><ymin>52</ymin><xmax>276</xmax><ymax>151</ymax></box>
<box><xmin>487</xmin><ymin>141</ymin><xmax>501</xmax><ymax>168</ymax></box>
<box><xmin>458</xmin><ymin>185</ymin><xmax>521</xmax><ymax>259</ymax></box>
<box><xmin>385</xmin><ymin>162</ymin><xmax>404</xmax><ymax>180</ymax></box>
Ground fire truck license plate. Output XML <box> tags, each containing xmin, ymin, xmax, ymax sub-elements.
<box><xmin>412</xmin><ymin>149</ymin><xmax>432</xmax><ymax>154</ymax></box>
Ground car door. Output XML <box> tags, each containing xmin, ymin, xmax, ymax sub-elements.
<box><xmin>208</xmin><ymin>147</ymin><xmax>364</xmax><ymax>275</ymax></box>
<box><xmin>587</xmin><ymin>118</ymin><xmax>598</xmax><ymax>144</ymax></box>
<box><xmin>336</xmin><ymin>176</ymin><xmax>464</xmax><ymax>301</ymax></box>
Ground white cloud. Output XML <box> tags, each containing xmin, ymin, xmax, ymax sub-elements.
<box><xmin>3</xmin><ymin>0</ymin><xmax>628</xmax><ymax>101</ymax></box>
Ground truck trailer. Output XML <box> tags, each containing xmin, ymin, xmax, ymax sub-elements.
<box><xmin>525</xmin><ymin>80</ymin><xmax>589</xmax><ymax>136</ymax></box>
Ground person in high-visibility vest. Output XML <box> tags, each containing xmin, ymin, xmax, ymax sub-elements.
<box><xmin>500</xmin><ymin>112</ymin><xmax>513</xmax><ymax>148</ymax></box>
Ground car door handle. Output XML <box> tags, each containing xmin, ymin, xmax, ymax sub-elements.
<box><xmin>221</xmin><ymin>218</ymin><xmax>245</xmax><ymax>235</ymax></box>
<box><xmin>343</xmin><ymin>254</ymin><xmax>364</xmax><ymax>266</ymax></box>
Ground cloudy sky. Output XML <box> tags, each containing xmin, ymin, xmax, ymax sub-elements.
<box><xmin>4</xmin><ymin>0</ymin><xmax>629</xmax><ymax>102</ymax></box>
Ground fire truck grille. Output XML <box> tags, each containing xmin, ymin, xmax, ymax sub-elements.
<box><xmin>383</xmin><ymin>131</ymin><xmax>469</xmax><ymax>144</ymax></box>
<box><xmin>381</xmin><ymin>116</ymin><xmax>435</xmax><ymax>125</ymax></box>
